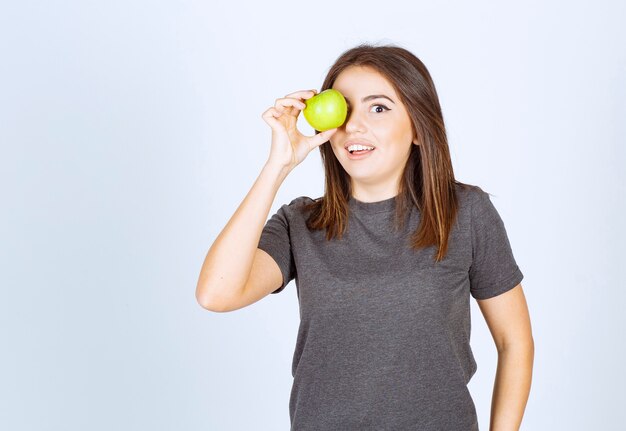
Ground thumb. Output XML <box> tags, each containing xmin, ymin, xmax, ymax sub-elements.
<box><xmin>310</xmin><ymin>128</ymin><xmax>338</xmax><ymax>149</ymax></box>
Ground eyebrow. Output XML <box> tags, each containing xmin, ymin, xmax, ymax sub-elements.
<box><xmin>344</xmin><ymin>94</ymin><xmax>396</xmax><ymax>105</ymax></box>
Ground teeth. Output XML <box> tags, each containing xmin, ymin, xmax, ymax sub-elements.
<box><xmin>347</xmin><ymin>144</ymin><xmax>374</xmax><ymax>152</ymax></box>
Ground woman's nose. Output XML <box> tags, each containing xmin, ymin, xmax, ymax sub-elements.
<box><xmin>343</xmin><ymin>108</ymin><xmax>366</xmax><ymax>133</ymax></box>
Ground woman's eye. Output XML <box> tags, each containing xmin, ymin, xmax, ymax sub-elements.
<box><xmin>369</xmin><ymin>104</ymin><xmax>389</xmax><ymax>113</ymax></box>
<box><xmin>345</xmin><ymin>105</ymin><xmax>390</xmax><ymax>115</ymax></box>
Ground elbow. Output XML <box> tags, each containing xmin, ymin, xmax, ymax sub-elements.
<box><xmin>195</xmin><ymin>289</ymin><xmax>210</xmax><ymax>310</ymax></box>
<box><xmin>497</xmin><ymin>336</ymin><xmax>535</xmax><ymax>355</ymax></box>
<box><xmin>196</xmin><ymin>284</ymin><xmax>220</xmax><ymax>312</ymax></box>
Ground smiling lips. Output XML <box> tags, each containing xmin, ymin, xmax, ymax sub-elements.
<box><xmin>345</xmin><ymin>146</ymin><xmax>375</xmax><ymax>160</ymax></box>
<box><xmin>345</xmin><ymin>141</ymin><xmax>375</xmax><ymax>153</ymax></box>
<box><xmin>346</xmin><ymin>144</ymin><xmax>375</xmax><ymax>154</ymax></box>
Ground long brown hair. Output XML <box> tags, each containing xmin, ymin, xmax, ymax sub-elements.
<box><xmin>301</xmin><ymin>42</ymin><xmax>477</xmax><ymax>262</ymax></box>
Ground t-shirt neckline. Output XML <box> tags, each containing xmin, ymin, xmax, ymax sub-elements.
<box><xmin>348</xmin><ymin>194</ymin><xmax>398</xmax><ymax>214</ymax></box>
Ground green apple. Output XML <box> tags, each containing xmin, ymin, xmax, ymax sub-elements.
<box><xmin>302</xmin><ymin>89</ymin><xmax>347</xmax><ymax>131</ymax></box>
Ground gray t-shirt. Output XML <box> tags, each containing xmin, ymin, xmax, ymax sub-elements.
<box><xmin>258</xmin><ymin>183</ymin><xmax>523</xmax><ymax>430</ymax></box>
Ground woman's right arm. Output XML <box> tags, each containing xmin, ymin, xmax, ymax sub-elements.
<box><xmin>195</xmin><ymin>89</ymin><xmax>337</xmax><ymax>311</ymax></box>
<box><xmin>195</xmin><ymin>162</ymin><xmax>289</xmax><ymax>311</ymax></box>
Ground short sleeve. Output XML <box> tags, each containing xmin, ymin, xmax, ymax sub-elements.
<box><xmin>257</xmin><ymin>200</ymin><xmax>297</xmax><ymax>294</ymax></box>
<box><xmin>469</xmin><ymin>189</ymin><xmax>524</xmax><ymax>300</ymax></box>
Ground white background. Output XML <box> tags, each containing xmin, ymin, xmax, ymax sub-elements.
<box><xmin>1</xmin><ymin>0</ymin><xmax>624</xmax><ymax>429</ymax></box>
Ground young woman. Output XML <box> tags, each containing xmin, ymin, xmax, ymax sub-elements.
<box><xmin>196</xmin><ymin>43</ymin><xmax>534</xmax><ymax>430</ymax></box>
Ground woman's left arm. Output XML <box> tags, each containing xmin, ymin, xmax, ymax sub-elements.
<box><xmin>476</xmin><ymin>283</ymin><xmax>534</xmax><ymax>431</ymax></box>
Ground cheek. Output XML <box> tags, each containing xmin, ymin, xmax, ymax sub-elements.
<box><xmin>328</xmin><ymin>137</ymin><xmax>344</xmax><ymax>154</ymax></box>
<box><xmin>386</xmin><ymin>119</ymin><xmax>414</xmax><ymax>147</ymax></box>
<box><xmin>374</xmin><ymin>125</ymin><xmax>405</xmax><ymax>149</ymax></box>
<box><xmin>329</xmin><ymin>144</ymin><xmax>346</xmax><ymax>161</ymax></box>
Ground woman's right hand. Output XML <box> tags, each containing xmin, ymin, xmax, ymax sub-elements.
<box><xmin>262</xmin><ymin>89</ymin><xmax>338</xmax><ymax>173</ymax></box>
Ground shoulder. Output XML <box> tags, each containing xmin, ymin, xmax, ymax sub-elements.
<box><xmin>454</xmin><ymin>182</ymin><xmax>488</xmax><ymax>211</ymax></box>
<box><xmin>454</xmin><ymin>183</ymin><xmax>513</xmax><ymax>241</ymax></box>
<box><xmin>284</xmin><ymin>195</ymin><xmax>317</xmax><ymax>210</ymax></box>
<box><xmin>453</xmin><ymin>183</ymin><xmax>504</xmax><ymax>231</ymax></box>
<box><xmin>287</xmin><ymin>195</ymin><xmax>317</xmax><ymax>206</ymax></box>
<box><xmin>276</xmin><ymin>195</ymin><xmax>318</xmax><ymax>219</ymax></box>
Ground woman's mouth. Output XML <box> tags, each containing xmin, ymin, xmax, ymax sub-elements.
<box><xmin>346</xmin><ymin>147</ymin><xmax>375</xmax><ymax>160</ymax></box>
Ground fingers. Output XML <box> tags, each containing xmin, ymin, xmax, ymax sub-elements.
<box><xmin>308</xmin><ymin>128</ymin><xmax>338</xmax><ymax>149</ymax></box>
<box><xmin>261</xmin><ymin>107</ymin><xmax>284</xmax><ymax>128</ymax></box>
<box><xmin>262</xmin><ymin>89</ymin><xmax>318</xmax><ymax>127</ymax></box>
<box><xmin>285</xmin><ymin>89</ymin><xmax>317</xmax><ymax>99</ymax></box>
<box><xmin>274</xmin><ymin>95</ymin><xmax>308</xmax><ymax>115</ymax></box>
<box><xmin>274</xmin><ymin>89</ymin><xmax>318</xmax><ymax>114</ymax></box>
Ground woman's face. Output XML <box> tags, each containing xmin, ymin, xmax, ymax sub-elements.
<box><xmin>328</xmin><ymin>65</ymin><xmax>418</xmax><ymax>197</ymax></box>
